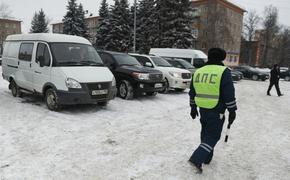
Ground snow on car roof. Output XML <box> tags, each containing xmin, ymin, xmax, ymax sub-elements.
<box><xmin>5</xmin><ymin>33</ymin><xmax>91</xmax><ymax>45</ymax></box>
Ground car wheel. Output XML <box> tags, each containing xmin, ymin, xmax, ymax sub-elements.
<box><xmin>10</xmin><ymin>80</ymin><xmax>18</xmax><ymax>97</ymax></box>
<box><xmin>175</xmin><ymin>88</ymin><xmax>185</xmax><ymax>92</ymax></box>
<box><xmin>285</xmin><ymin>76</ymin><xmax>290</xmax><ymax>81</ymax></box>
<box><xmin>160</xmin><ymin>79</ymin><xmax>169</xmax><ymax>94</ymax></box>
<box><xmin>45</xmin><ymin>88</ymin><xmax>61</xmax><ymax>111</ymax></box>
<box><xmin>118</xmin><ymin>80</ymin><xmax>134</xmax><ymax>100</ymax></box>
<box><xmin>146</xmin><ymin>92</ymin><xmax>157</xmax><ymax>96</ymax></box>
<box><xmin>252</xmin><ymin>75</ymin><xmax>258</xmax><ymax>81</ymax></box>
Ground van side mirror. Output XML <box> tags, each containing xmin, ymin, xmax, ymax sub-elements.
<box><xmin>145</xmin><ymin>62</ymin><xmax>153</xmax><ymax>67</ymax></box>
<box><xmin>36</xmin><ymin>56</ymin><xmax>45</xmax><ymax>67</ymax></box>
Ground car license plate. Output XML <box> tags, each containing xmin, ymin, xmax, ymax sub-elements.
<box><xmin>92</xmin><ymin>89</ymin><xmax>108</xmax><ymax>95</ymax></box>
<box><xmin>155</xmin><ymin>83</ymin><xmax>163</xmax><ymax>88</ymax></box>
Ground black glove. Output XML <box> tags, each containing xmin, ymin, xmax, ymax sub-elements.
<box><xmin>190</xmin><ymin>107</ymin><xmax>198</xmax><ymax>120</ymax></box>
<box><xmin>228</xmin><ymin>111</ymin><xmax>236</xmax><ymax>125</ymax></box>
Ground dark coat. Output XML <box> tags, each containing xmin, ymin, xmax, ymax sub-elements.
<box><xmin>270</xmin><ymin>68</ymin><xmax>280</xmax><ymax>83</ymax></box>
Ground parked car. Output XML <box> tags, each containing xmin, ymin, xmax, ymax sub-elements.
<box><xmin>149</xmin><ymin>48</ymin><xmax>207</xmax><ymax>68</ymax></box>
<box><xmin>163</xmin><ymin>58</ymin><xmax>196</xmax><ymax>74</ymax></box>
<box><xmin>130</xmin><ymin>54</ymin><xmax>192</xmax><ymax>93</ymax></box>
<box><xmin>97</xmin><ymin>51</ymin><xmax>165</xmax><ymax>99</ymax></box>
<box><xmin>1</xmin><ymin>33</ymin><xmax>117</xmax><ymax>111</ymax></box>
<box><xmin>234</xmin><ymin>66</ymin><xmax>269</xmax><ymax>81</ymax></box>
<box><xmin>230</xmin><ymin>69</ymin><xmax>243</xmax><ymax>81</ymax></box>
<box><xmin>280</xmin><ymin>70</ymin><xmax>290</xmax><ymax>81</ymax></box>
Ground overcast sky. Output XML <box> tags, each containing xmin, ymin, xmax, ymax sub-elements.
<box><xmin>1</xmin><ymin>0</ymin><xmax>290</xmax><ymax>33</ymax></box>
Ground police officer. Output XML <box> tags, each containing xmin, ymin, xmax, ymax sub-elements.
<box><xmin>188</xmin><ymin>48</ymin><xmax>237</xmax><ymax>173</ymax></box>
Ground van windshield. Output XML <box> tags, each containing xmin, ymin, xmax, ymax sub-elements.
<box><xmin>50</xmin><ymin>43</ymin><xmax>104</xmax><ymax>66</ymax></box>
<box><xmin>151</xmin><ymin>57</ymin><xmax>172</xmax><ymax>67</ymax></box>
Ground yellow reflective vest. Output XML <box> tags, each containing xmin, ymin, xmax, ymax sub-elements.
<box><xmin>192</xmin><ymin>65</ymin><xmax>227</xmax><ymax>109</ymax></box>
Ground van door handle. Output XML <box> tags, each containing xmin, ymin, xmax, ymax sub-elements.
<box><xmin>18</xmin><ymin>61</ymin><xmax>20</xmax><ymax>65</ymax></box>
<box><xmin>30</xmin><ymin>63</ymin><xmax>31</xmax><ymax>68</ymax></box>
<box><xmin>34</xmin><ymin>71</ymin><xmax>42</xmax><ymax>74</ymax></box>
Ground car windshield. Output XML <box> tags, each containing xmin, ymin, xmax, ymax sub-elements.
<box><xmin>177</xmin><ymin>59</ymin><xmax>195</xmax><ymax>69</ymax></box>
<box><xmin>193</xmin><ymin>58</ymin><xmax>206</xmax><ymax>68</ymax></box>
<box><xmin>50</xmin><ymin>43</ymin><xmax>104</xmax><ymax>66</ymax></box>
<box><xmin>168</xmin><ymin>60</ymin><xmax>184</xmax><ymax>68</ymax></box>
<box><xmin>113</xmin><ymin>54</ymin><xmax>141</xmax><ymax>66</ymax></box>
<box><xmin>151</xmin><ymin>57</ymin><xmax>172</xmax><ymax>67</ymax></box>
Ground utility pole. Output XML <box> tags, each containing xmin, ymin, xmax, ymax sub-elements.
<box><xmin>133</xmin><ymin>0</ymin><xmax>137</xmax><ymax>53</ymax></box>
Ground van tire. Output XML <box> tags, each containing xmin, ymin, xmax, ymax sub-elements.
<box><xmin>118</xmin><ymin>80</ymin><xmax>134</xmax><ymax>100</ymax></box>
<box><xmin>10</xmin><ymin>80</ymin><xmax>19</xmax><ymax>97</ymax></box>
<box><xmin>45</xmin><ymin>88</ymin><xmax>61</xmax><ymax>111</ymax></box>
<box><xmin>98</xmin><ymin>101</ymin><xmax>108</xmax><ymax>106</ymax></box>
<box><xmin>252</xmin><ymin>75</ymin><xmax>258</xmax><ymax>81</ymax></box>
<box><xmin>160</xmin><ymin>79</ymin><xmax>169</xmax><ymax>94</ymax></box>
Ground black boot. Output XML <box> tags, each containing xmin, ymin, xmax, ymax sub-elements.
<box><xmin>188</xmin><ymin>160</ymin><xmax>203</xmax><ymax>174</ymax></box>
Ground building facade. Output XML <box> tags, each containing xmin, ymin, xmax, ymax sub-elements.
<box><xmin>51</xmin><ymin>16</ymin><xmax>99</xmax><ymax>44</ymax></box>
<box><xmin>0</xmin><ymin>18</ymin><xmax>22</xmax><ymax>54</ymax></box>
<box><xmin>191</xmin><ymin>0</ymin><xmax>245</xmax><ymax>66</ymax></box>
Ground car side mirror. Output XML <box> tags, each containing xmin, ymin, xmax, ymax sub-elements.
<box><xmin>145</xmin><ymin>62</ymin><xmax>153</xmax><ymax>67</ymax></box>
<box><xmin>36</xmin><ymin>56</ymin><xmax>45</xmax><ymax>67</ymax></box>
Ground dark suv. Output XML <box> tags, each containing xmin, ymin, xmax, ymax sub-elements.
<box><xmin>98</xmin><ymin>51</ymin><xmax>165</xmax><ymax>99</ymax></box>
<box><xmin>234</xmin><ymin>66</ymin><xmax>269</xmax><ymax>81</ymax></box>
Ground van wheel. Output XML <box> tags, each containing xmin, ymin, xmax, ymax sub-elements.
<box><xmin>147</xmin><ymin>92</ymin><xmax>157</xmax><ymax>96</ymax></box>
<box><xmin>45</xmin><ymin>88</ymin><xmax>61</xmax><ymax>111</ymax></box>
<box><xmin>160</xmin><ymin>79</ymin><xmax>169</xmax><ymax>94</ymax></box>
<box><xmin>118</xmin><ymin>80</ymin><xmax>134</xmax><ymax>100</ymax></box>
<box><xmin>10</xmin><ymin>80</ymin><xmax>19</xmax><ymax>97</ymax></box>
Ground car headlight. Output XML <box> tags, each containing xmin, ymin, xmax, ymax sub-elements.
<box><xmin>132</xmin><ymin>72</ymin><xmax>150</xmax><ymax>80</ymax></box>
<box><xmin>112</xmin><ymin>76</ymin><xmax>116</xmax><ymax>86</ymax></box>
<box><xmin>65</xmin><ymin>78</ymin><xmax>82</xmax><ymax>89</ymax></box>
<box><xmin>169</xmin><ymin>72</ymin><xmax>182</xmax><ymax>78</ymax></box>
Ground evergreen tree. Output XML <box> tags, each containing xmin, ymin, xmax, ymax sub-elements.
<box><xmin>96</xmin><ymin>0</ymin><xmax>110</xmax><ymax>49</ymax></box>
<box><xmin>136</xmin><ymin>0</ymin><xmax>156</xmax><ymax>53</ymax></box>
<box><xmin>158</xmin><ymin>0</ymin><xmax>194</xmax><ymax>48</ymax></box>
<box><xmin>30</xmin><ymin>9</ymin><xmax>49</xmax><ymax>33</ymax></box>
<box><xmin>77</xmin><ymin>3</ymin><xmax>90</xmax><ymax>38</ymax></box>
<box><xmin>63</xmin><ymin>0</ymin><xmax>89</xmax><ymax>38</ymax></box>
<box><xmin>105</xmin><ymin>0</ymin><xmax>131</xmax><ymax>52</ymax></box>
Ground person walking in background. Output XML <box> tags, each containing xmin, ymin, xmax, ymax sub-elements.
<box><xmin>188</xmin><ymin>48</ymin><xmax>237</xmax><ymax>173</ymax></box>
<box><xmin>267</xmin><ymin>64</ymin><xmax>283</xmax><ymax>96</ymax></box>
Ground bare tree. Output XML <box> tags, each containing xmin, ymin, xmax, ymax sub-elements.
<box><xmin>242</xmin><ymin>10</ymin><xmax>260</xmax><ymax>65</ymax></box>
<box><xmin>277</xmin><ymin>26</ymin><xmax>290</xmax><ymax>67</ymax></box>
<box><xmin>243</xmin><ymin>10</ymin><xmax>260</xmax><ymax>41</ymax></box>
<box><xmin>261</xmin><ymin>5</ymin><xmax>279</xmax><ymax>67</ymax></box>
<box><xmin>0</xmin><ymin>2</ymin><xmax>12</xmax><ymax>18</ymax></box>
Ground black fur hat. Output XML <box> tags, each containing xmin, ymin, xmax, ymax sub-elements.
<box><xmin>208</xmin><ymin>48</ymin><xmax>227</xmax><ymax>63</ymax></box>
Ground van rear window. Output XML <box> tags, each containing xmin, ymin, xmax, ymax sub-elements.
<box><xmin>19</xmin><ymin>43</ymin><xmax>34</xmax><ymax>61</ymax></box>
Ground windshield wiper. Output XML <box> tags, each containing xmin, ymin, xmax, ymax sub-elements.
<box><xmin>57</xmin><ymin>61</ymin><xmax>84</xmax><ymax>66</ymax></box>
<box><xmin>79</xmin><ymin>61</ymin><xmax>104</xmax><ymax>66</ymax></box>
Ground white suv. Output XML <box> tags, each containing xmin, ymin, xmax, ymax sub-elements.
<box><xmin>130</xmin><ymin>54</ymin><xmax>192</xmax><ymax>93</ymax></box>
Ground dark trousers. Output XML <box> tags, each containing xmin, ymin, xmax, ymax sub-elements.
<box><xmin>189</xmin><ymin>110</ymin><xmax>225</xmax><ymax>164</ymax></box>
<box><xmin>267</xmin><ymin>81</ymin><xmax>281</xmax><ymax>96</ymax></box>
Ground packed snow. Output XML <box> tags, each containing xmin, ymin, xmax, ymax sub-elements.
<box><xmin>0</xmin><ymin>68</ymin><xmax>290</xmax><ymax>180</ymax></box>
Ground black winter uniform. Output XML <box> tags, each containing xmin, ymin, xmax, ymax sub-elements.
<box><xmin>189</xmin><ymin>62</ymin><xmax>237</xmax><ymax>165</ymax></box>
<box><xmin>267</xmin><ymin>67</ymin><xmax>282</xmax><ymax>96</ymax></box>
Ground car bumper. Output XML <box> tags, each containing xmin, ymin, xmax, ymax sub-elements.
<box><xmin>168</xmin><ymin>78</ymin><xmax>191</xmax><ymax>89</ymax></box>
<box><xmin>134</xmin><ymin>82</ymin><xmax>165</xmax><ymax>93</ymax></box>
<box><xmin>56</xmin><ymin>86</ymin><xmax>117</xmax><ymax>105</ymax></box>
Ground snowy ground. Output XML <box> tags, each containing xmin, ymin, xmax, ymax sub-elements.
<box><xmin>0</xmin><ymin>69</ymin><xmax>290</xmax><ymax>180</ymax></box>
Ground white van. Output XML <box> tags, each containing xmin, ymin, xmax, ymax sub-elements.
<box><xmin>1</xmin><ymin>33</ymin><xmax>116</xmax><ymax>111</ymax></box>
<box><xmin>130</xmin><ymin>54</ymin><xmax>192</xmax><ymax>93</ymax></box>
<box><xmin>149</xmin><ymin>48</ymin><xmax>207</xmax><ymax>68</ymax></box>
